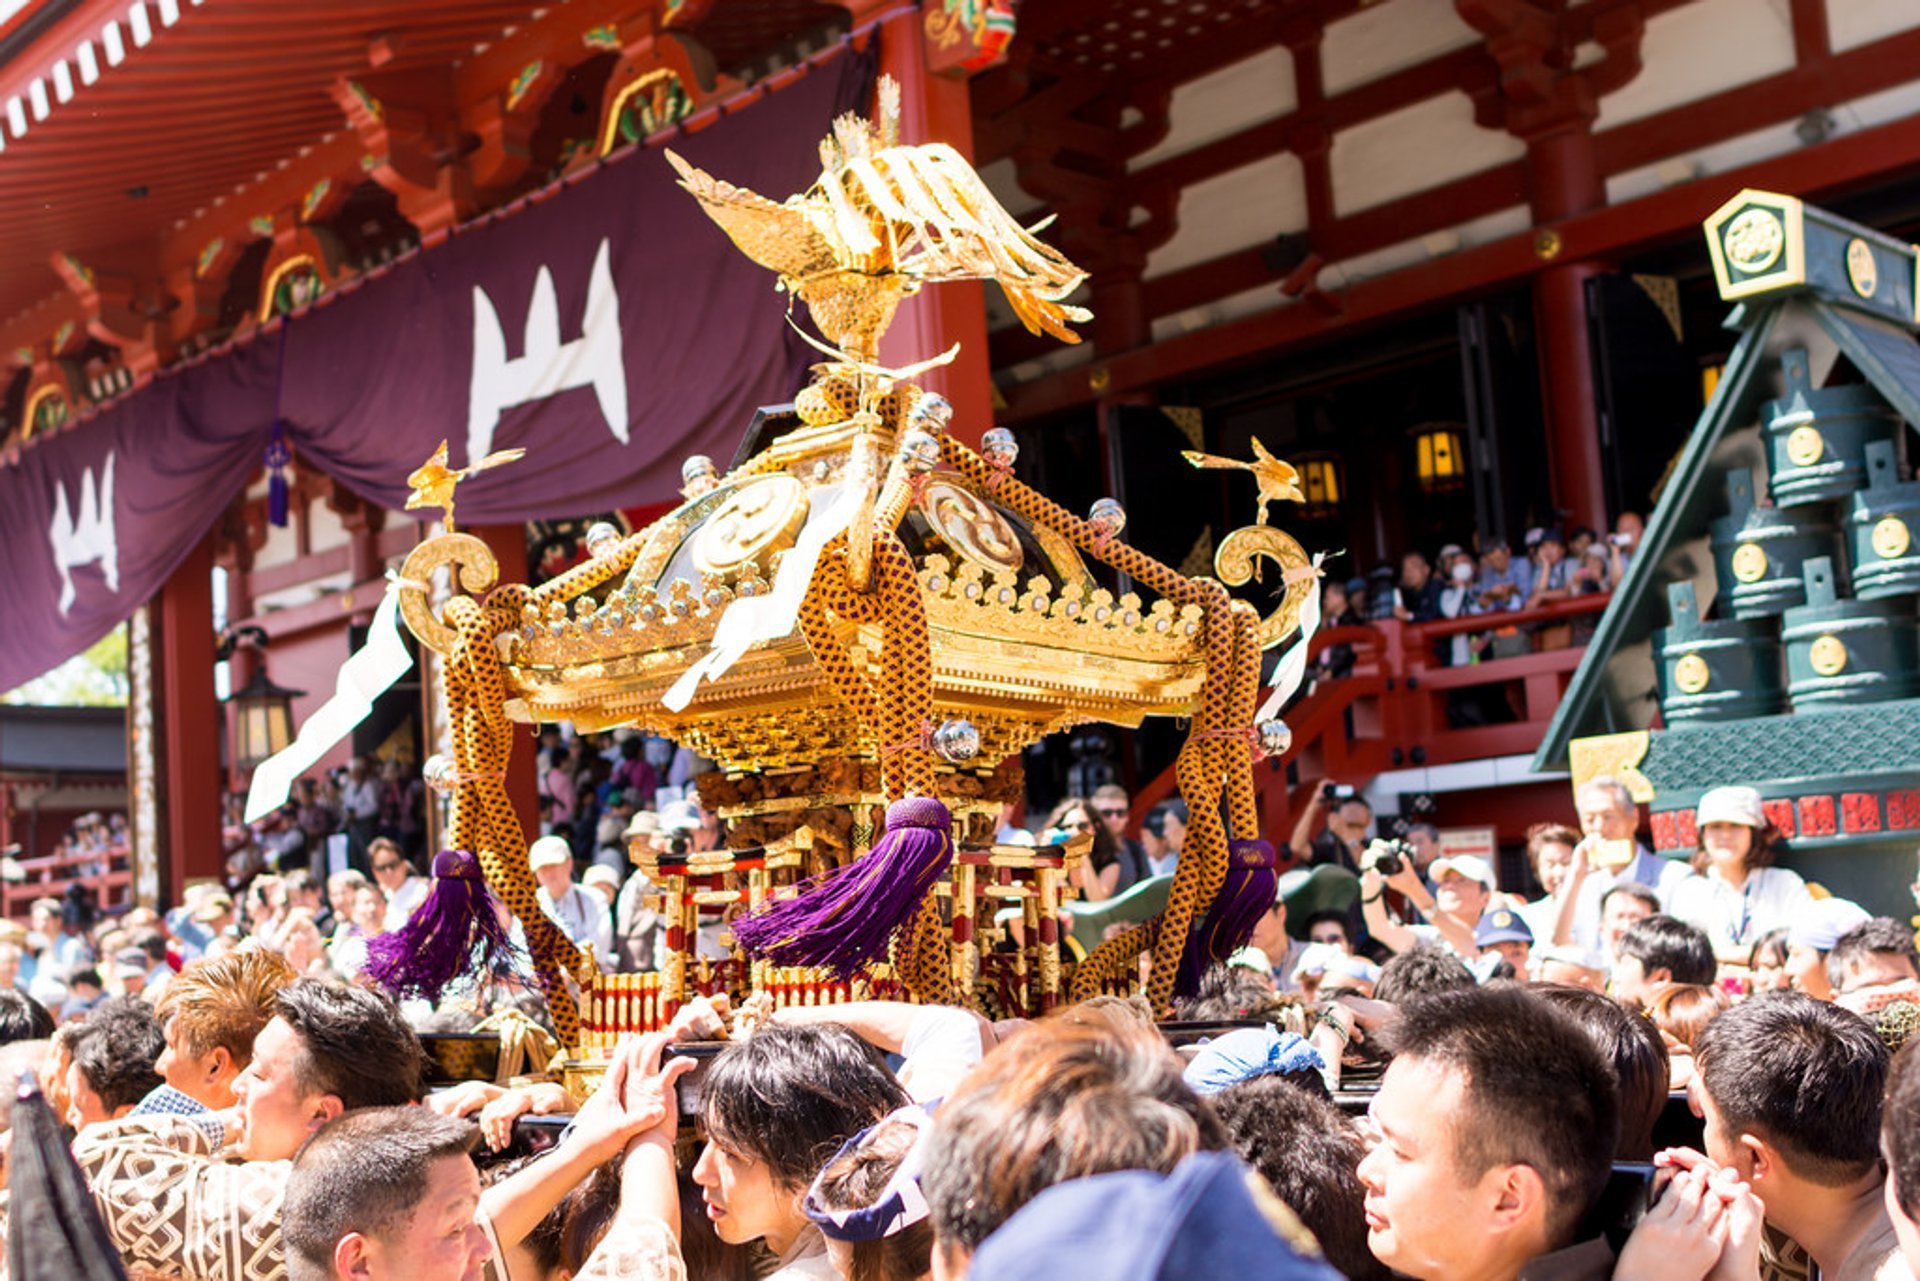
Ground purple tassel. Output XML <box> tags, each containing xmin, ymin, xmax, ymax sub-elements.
<box><xmin>1173</xmin><ymin>838</ymin><xmax>1278</xmax><ymax>997</ymax></box>
<box><xmin>265</xmin><ymin>427</ymin><xmax>291</xmax><ymax>527</ymax></box>
<box><xmin>731</xmin><ymin>796</ymin><xmax>953</xmax><ymax>977</ymax></box>
<box><xmin>364</xmin><ymin>850</ymin><xmax>524</xmax><ymax>1003</ymax></box>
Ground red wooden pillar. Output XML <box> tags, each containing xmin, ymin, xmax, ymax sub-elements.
<box><xmin>875</xmin><ymin>10</ymin><xmax>994</xmax><ymax>447</ymax></box>
<box><xmin>472</xmin><ymin>522</ymin><xmax>540</xmax><ymax>842</ymax></box>
<box><xmin>156</xmin><ymin>535</ymin><xmax>223</xmax><ymax>896</ymax></box>
<box><xmin>1528</xmin><ymin>123</ymin><xmax>1610</xmax><ymax>533</ymax></box>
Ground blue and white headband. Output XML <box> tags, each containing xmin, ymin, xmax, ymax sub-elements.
<box><xmin>801</xmin><ymin>1104</ymin><xmax>935</xmax><ymax>1243</ymax></box>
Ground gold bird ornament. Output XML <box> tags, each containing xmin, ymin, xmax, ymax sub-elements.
<box><xmin>1181</xmin><ymin>438</ymin><xmax>1305</xmax><ymax>527</ymax></box>
<box><xmin>405</xmin><ymin>439</ymin><xmax>527</xmax><ymax>532</ymax></box>
<box><xmin>665</xmin><ymin>76</ymin><xmax>1090</xmax><ymax>368</ymax></box>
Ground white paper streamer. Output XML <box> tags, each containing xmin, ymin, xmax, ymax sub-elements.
<box><xmin>1255</xmin><ymin>551</ymin><xmax>1328</xmax><ymax>724</ymax></box>
<box><xmin>244</xmin><ymin>585</ymin><xmax>415</xmax><ymax>823</ymax></box>
<box><xmin>663</xmin><ymin>484</ymin><xmax>861</xmax><ymax>712</ymax></box>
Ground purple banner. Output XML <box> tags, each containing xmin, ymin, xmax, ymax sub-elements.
<box><xmin>0</xmin><ymin>52</ymin><xmax>871</xmax><ymax>693</ymax></box>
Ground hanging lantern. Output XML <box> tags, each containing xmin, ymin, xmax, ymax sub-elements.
<box><xmin>1413</xmin><ymin>424</ymin><xmax>1468</xmax><ymax>493</ymax></box>
<box><xmin>1298</xmin><ymin>456</ymin><xmax>1342</xmax><ymax>512</ymax></box>
<box><xmin>225</xmin><ymin>666</ymin><xmax>306</xmax><ymax>771</ymax></box>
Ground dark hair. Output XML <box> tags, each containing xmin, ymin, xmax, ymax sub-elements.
<box><xmin>283</xmin><ymin>1107</ymin><xmax>479</xmax><ymax>1280</ymax></box>
<box><xmin>1615</xmin><ymin>915</ymin><xmax>1715</xmax><ymax>987</ymax></box>
<box><xmin>1749</xmin><ymin>927</ymin><xmax>1789</xmax><ymax>972</ymax></box>
<box><xmin>1828</xmin><ymin>918</ymin><xmax>1920</xmax><ymax>992</ymax></box>
<box><xmin>273</xmin><ymin>979</ymin><xmax>425</xmax><ymax>1109</ymax></box>
<box><xmin>0</xmin><ymin>989</ymin><xmax>54</xmax><ymax>1045</ymax></box>
<box><xmin>559</xmin><ymin>1160</ymin><xmax>625</xmax><ymax>1275</ymax></box>
<box><xmin>69</xmin><ymin>967</ymin><xmax>103</xmax><ymax>992</ymax></box>
<box><xmin>1173</xmin><ymin>964</ymin><xmax>1281</xmax><ymax>1022</ymax></box>
<box><xmin>922</xmin><ymin>1019</ymin><xmax>1227</xmax><ymax>1254</ymax></box>
<box><xmin>71</xmin><ymin>997</ymin><xmax>164</xmax><ymax>1114</ymax></box>
<box><xmin>1302</xmin><ymin>910</ymin><xmax>1350</xmax><ymax>940</ymax></box>
<box><xmin>1211</xmin><ymin>1076</ymin><xmax>1391</xmax><ymax>1280</ymax></box>
<box><xmin>1044</xmin><ymin>797</ymin><xmax>1120</xmax><ymax>871</ymax></box>
<box><xmin>701</xmin><ymin>1023</ymin><xmax>907</xmax><ymax>1189</ymax></box>
<box><xmin>1373</xmin><ymin>945</ymin><xmax>1475</xmax><ymax>1006</ymax></box>
<box><xmin>1696</xmin><ymin>992</ymin><xmax>1887</xmax><ymax>1185</ymax></box>
<box><xmin>1382</xmin><ymin>986</ymin><xmax>1618</xmax><ymax>1244</ymax></box>
<box><xmin>1884</xmin><ymin>1043</ymin><xmax>1920</xmax><ymax>1221</ymax></box>
<box><xmin>1141</xmin><ymin>800</ymin><xmax>1188</xmax><ymax>840</ymax></box>
<box><xmin>1598</xmin><ymin>882</ymin><xmax>1661</xmax><ymax>917</ymax></box>
<box><xmin>812</xmin><ymin>1116</ymin><xmax>936</xmax><ymax>1281</ymax></box>
<box><xmin>1529</xmin><ymin>984</ymin><xmax>1668</xmax><ymax>1161</ymax></box>
<box><xmin>1525</xmin><ymin>823</ymin><xmax>1581</xmax><ymax>875</ymax></box>
<box><xmin>130</xmin><ymin>930</ymin><xmax>169</xmax><ymax>965</ymax></box>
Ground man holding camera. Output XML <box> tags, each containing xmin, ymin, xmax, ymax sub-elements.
<box><xmin>1360</xmin><ymin>846</ymin><xmax>1488</xmax><ymax>967</ymax></box>
<box><xmin>1289</xmin><ymin>783</ymin><xmax>1373</xmax><ymax>875</ymax></box>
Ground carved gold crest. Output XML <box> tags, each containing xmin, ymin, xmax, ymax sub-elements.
<box><xmin>1873</xmin><ymin>516</ymin><xmax>1911</xmax><ymax>560</ymax></box>
<box><xmin>1673</xmin><ymin>653</ymin><xmax>1711</xmax><ymax>695</ymax></box>
<box><xmin>1786</xmin><ymin>425</ymin><xmax>1826</xmax><ymax>467</ymax></box>
<box><xmin>1725</xmin><ymin>208</ymin><xmax>1786</xmax><ymax>272</ymax></box>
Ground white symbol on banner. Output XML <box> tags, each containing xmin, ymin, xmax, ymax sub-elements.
<box><xmin>468</xmin><ymin>237</ymin><xmax>628</xmax><ymax>461</ymax></box>
<box><xmin>49</xmin><ymin>450</ymin><xmax>119</xmax><ymax>614</ymax></box>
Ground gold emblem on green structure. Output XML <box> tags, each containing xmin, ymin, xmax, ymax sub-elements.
<box><xmin>1732</xmin><ymin>543</ymin><xmax>1768</xmax><ymax>583</ymax></box>
<box><xmin>1809</xmin><ymin>634</ymin><xmax>1848</xmax><ymax>676</ymax></box>
<box><xmin>1673</xmin><ymin>653</ymin><xmax>1711</xmax><ymax>695</ymax></box>
<box><xmin>1847</xmin><ymin>238</ymin><xmax>1879</xmax><ymax>298</ymax></box>
<box><xmin>1786</xmin><ymin>425</ymin><xmax>1825</xmax><ymax>467</ymax></box>
<box><xmin>1725</xmin><ymin>209</ymin><xmax>1786</xmax><ymax>272</ymax></box>
<box><xmin>1873</xmin><ymin>516</ymin><xmax>1911</xmax><ymax>560</ymax></box>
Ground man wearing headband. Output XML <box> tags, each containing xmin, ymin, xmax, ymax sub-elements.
<box><xmin>804</xmin><ymin>1105</ymin><xmax>938</xmax><ymax>1281</ymax></box>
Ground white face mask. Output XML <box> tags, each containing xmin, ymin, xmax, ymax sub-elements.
<box><xmin>1451</xmin><ymin>563</ymin><xmax>1474</xmax><ymax>584</ymax></box>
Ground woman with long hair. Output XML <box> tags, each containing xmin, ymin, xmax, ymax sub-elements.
<box><xmin>1667</xmin><ymin>785</ymin><xmax>1811</xmax><ymax>965</ymax></box>
<box><xmin>1044</xmin><ymin>797</ymin><xmax>1120</xmax><ymax>902</ymax></box>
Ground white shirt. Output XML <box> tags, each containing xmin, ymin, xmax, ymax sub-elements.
<box><xmin>341</xmin><ymin>777</ymin><xmax>381</xmax><ymax>821</ymax></box>
<box><xmin>382</xmin><ymin>875</ymin><xmax>429</xmax><ymax>932</ymax></box>
<box><xmin>1667</xmin><ymin>866</ymin><xmax>1811</xmax><ymax>951</ymax></box>
<box><xmin>537</xmin><ymin>883</ymin><xmax>614</xmax><ymax>968</ymax></box>
<box><xmin>1568</xmin><ymin>846</ymin><xmax>1690</xmax><ymax>953</ymax></box>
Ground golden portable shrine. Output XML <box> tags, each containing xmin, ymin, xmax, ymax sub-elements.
<box><xmin>390</xmin><ymin>79</ymin><xmax>1318</xmax><ymax>1052</ymax></box>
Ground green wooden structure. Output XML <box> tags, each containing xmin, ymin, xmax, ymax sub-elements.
<box><xmin>1536</xmin><ymin>189</ymin><xmax>1920</xmax><ymax>910</ymax></box>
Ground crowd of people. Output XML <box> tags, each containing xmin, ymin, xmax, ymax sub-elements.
<box><xmin>10</xmin><ymin>735</ymin><xmax>1920</xmax><ymax>1280</ymax></box>
<box><xmin>1311</xmin><ymin>515</ymin><xmax>1643</xmax><ymax>717</ymax></box>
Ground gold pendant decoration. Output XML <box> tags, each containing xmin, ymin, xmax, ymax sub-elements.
<box><xmin>693</xmin><ymin>475</ymin><xmax>810</xmax><ymax>578</ymax></box>
<box><xmin>918</xmin><ymin>479</ymin><xmax>1023</xmax><ymax>575</ymax></box>
<box><xmin>1786</xmin><ymin>425</ymin><xmax>1825</xmax><ymax>466</ymax></box>
<box><xmin>404</xmin><ymin>439</ymin><xmax>527</xmax><ymax>534</ymax></box>
<box><xmin>1731</xmin><ymin>543</ymin><xmax>1769</xmax><ymax>583</ymax></box>
<box><xmin>1214</xmin><ymin>525</ymin><xmax>1314</xmax><ymax>649</ymax></box>
<box><xmin>1673</xmin><ymin>652</ymin><xmax>1711</xmax><ymax>695</ymax></box>
<box><xmin>1847</xmin><ymin>238</ymin><xmax>1879</xmax><ymax>299</ymax></box>
<box><xmin>1725</xmin><ymin>208</ymin><xmax>1786</xmax><ymax>272</ymax></box>
<box><xmin>1809</xmin><ymin>634</ymin><xmax>1849</xmax><ymax>676</ymax></box>
<box><xmin>1180</xmin><ymin>439</ymin><xmax>1305</xmax><ymax>527</ymax></box>
<box><xmin>1873</xmin><ymin>516</ymin><xmax>1911</xmax><ymax>560</ymax></box>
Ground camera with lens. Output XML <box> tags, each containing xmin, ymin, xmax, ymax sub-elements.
<box><xmin>1365</xmin><ymin>838</ymin><xmax>1415</xmax><ymax>878</ymax></box>
<box><xmin>667</xmin><ymin>831</ymin><xmax>691</xmax><ymax>857</ymax></box>
<box><xmin>1320</xmin><ymin>781</ymin><xmax>1357</xmax><ymax>805</ymax></box>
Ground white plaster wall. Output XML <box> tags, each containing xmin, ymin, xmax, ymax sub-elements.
<box><xmin>1595</xmin><ymin>0</ymin><xmax>1796</xmax><ymax>129</ymax></box>
<box><xmin>1329</xmin><ymin>91</ymin><xmax>1525</xmax><ymax>217</ymax></box>
<box><xmin>1827</xmin><ymin>0</ymin><xmax>1920</xmax><ymax>53</ymax></box>
<box><xmin>1320</xmin><ymin>0</ymin><xmax>1480</xmax><ymax>96</ymax></box>
<box><xmin>1129</xmin><ymin>46</ymin><xmax>1296</xmax><ymax>172</ymax></box>
<box><xmin>1146</xmin><ymin>151</ymin><xmax>1307</xmax><ymax>279</ymax></box>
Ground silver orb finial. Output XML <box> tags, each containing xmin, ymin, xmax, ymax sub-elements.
<box><xmin>1088</xmin><ymin>498</ymin><xmax>1127</xmax><ymax>539</ymax></box>
<box><xmin>422</xmin><ymin>754</ymin><xmax>458</xmax><ymax>795</ymax></box>
<box><xmin>680</xmin><ymin>454</ymin><xmax>719</xmax><ymax>498</ymax></box>
<box><xmin>585</xmin><ymin>521</ymin><xmax>622</xmax><ymax>560</ymax></box>
<box><xmin>908</xmin><ymin>393</ymin><xmax>953</xmax><ymax>435</ymax></box>
<box><xmin>1256</xmin><ymin>720</ymin><xmax>1294</xmax><ymax>758</ymax></box>
<box><xmin>932</xmin><ymin>719</ymin><xmax>981</xmax><ymax>764</ymax></box>
<box><xmin>897</xmin><ymin>430</ymin><xmax>942</xmax><ymax>475</ymax></box>
<box><xmin>981</xmin><ymin>427</ymin><xmax>1018</xmax><ymax>469</ymax></box>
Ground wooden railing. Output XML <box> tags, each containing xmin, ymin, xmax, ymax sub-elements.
<box><xmin>1131</xmin><ymin>595</ymin><xmax>1611</xmax><ymax>851</ymax></box>
<box><xmin>3</xmin><ymin>841</ymin><xmax>134</xmax><ymax>919</ymax></box>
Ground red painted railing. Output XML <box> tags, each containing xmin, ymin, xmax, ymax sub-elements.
<box><xmin>1131</xmin><ymin>595</ymin><xmax>1610</xmax><ymax>851</ymax></box>
<box><xmin>3</xmin><ymin>841</ymin><xmax>134</xmax><ymax>919</ymax></box>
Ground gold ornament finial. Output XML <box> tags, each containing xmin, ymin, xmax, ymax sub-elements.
<box><xmin>1181</xmin><ymin>438</ymin><xmax>1304</xmax><ymax>526</ymax></box>
<box><xmin>405</xmin><ymin>439</ymin><xmax>527</xmax><ymax>533</ymax></box>
<box><xmin>664</xmin><ymin>75</ymin><xmax>1090</xmax><ymax>370</ymax></box>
